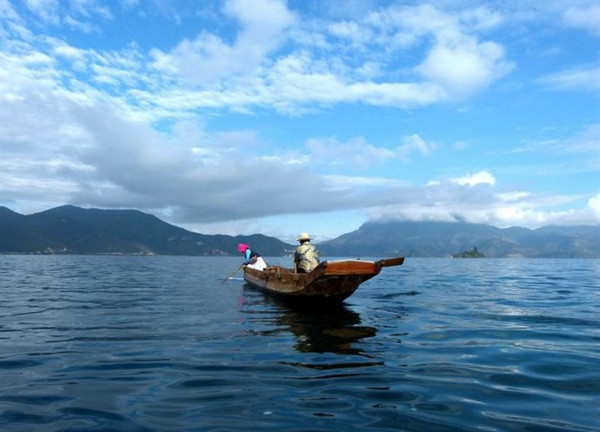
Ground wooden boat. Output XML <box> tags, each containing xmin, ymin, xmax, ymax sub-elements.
<box><xmin>243</xmin><ymin>257</ymin><xmax>404</xmax><ymax>304</ymax></box>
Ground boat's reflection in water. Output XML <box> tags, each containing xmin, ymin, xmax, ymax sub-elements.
<box><xmin>278</xmin><ymin>305</ymin><xmax>377</xmax><ymax>356</ymax></box>
<box><xmin>241</xmin><ymin>286</ymin><xmax>380</xmax><ymax>361</ymax></box>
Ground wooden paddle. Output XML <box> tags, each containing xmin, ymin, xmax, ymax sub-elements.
<box><xmin>222</xmin><ymin>264</ymin><xmax>244</xmax><ymax>283</ymax></box>
<box><xmin>376</xmin><ymin>257</ymin><xmax>405</xmax><ymax>267</ymax></box>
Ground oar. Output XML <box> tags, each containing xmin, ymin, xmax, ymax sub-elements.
<box><xmin>376</xmin><ymin>257</ymin><xmax>405</xmax><ymax>267</ymax></box>
<box><xmin>222</xmin><ymin>264</ymin><xmax>244</xmax><ymax>283</ymax></box>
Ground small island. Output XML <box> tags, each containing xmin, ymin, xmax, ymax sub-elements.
<box><xmin>453</xmin><ymin>246</ymin><xmax>485</xmax><ymax>258</ymax></box>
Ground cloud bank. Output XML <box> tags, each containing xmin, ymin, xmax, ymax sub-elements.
<box><xmin>1</xmin><ymin>0</ymin><xmax>598</xmax><ymax>238</ymax></box>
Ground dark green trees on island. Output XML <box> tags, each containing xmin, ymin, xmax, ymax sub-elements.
<box><xmin>453</xmin><ymin>247</ymin><xmax>485</xmax><ymax>258</ymax></box>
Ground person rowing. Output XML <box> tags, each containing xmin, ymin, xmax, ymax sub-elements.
<box><xmin>238</xmin><ymin>243</ymin><xmax>267</xmax><ymax>271</ymax></box>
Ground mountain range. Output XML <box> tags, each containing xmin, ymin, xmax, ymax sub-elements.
<box><xmin>0</xmin><ymin>205</ymin><xmax>289</xmax><ymax>256</ymax></box>
<box><xmin>1</xmin><ymin>205</ymin><xmax>598</xmax><ymax>258</ymax></box>
<box><xmin>319</xmin><ymin>220</ymin><xmax>599</xmax><ymax>258</ymax></box>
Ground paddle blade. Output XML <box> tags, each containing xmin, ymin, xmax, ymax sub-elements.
<box><xmin>222</xmin><ymin>264</ymin><xmax>244</xmax><ymax>283</ymax></box>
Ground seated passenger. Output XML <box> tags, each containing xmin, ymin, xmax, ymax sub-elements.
<box><xmin>294</xmin><ymin>232</ymin><xmax>320</xmax><ymax>273</ymax></box>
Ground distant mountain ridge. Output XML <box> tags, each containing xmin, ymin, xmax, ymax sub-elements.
<box><xmin>0</xmin><ymin>205</ymin><xmax>290</xmax><ymax>256</ymax></box>
<box><xmin>318</xmin><ymin>220</ymin><xmax>600</xmax><ymax>258</ymax></box>
<box><xmin>1</xmin><ymin>205</ymin><xmax>598</xmax><ymax>258</ymax></box>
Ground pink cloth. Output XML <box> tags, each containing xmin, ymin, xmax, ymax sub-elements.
<box><xmin>237</xmin><ymin>243</ymin><xmax>249</xmax><ymax>253</ymax></box>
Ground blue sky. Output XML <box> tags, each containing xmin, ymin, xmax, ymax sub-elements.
<box><xmin>1</xmin><ymin>0</ymin><xmax>598</xmax><ymax>242</ymax></box>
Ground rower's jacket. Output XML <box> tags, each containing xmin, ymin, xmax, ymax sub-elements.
<box><xmin>295</xmin><ymin>242</ymin><xmax>319</xmax><ymax>272</ymax></box>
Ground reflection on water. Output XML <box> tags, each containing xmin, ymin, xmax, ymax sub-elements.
<box><xmin>242</xmin><ymin>286</ymin><xmax>379</xmax><ymax>355</ymax></box>
<box><xmin>239</xmin><ymin>289</ymin><xmax>386</xmax><ymax>377</ymax></box>
<box><xmin>277</xmin><ymin>306</ymin><xmax>377</xmax><ymax>355</ymax></box>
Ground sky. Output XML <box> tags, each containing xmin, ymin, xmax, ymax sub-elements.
<box><xmin>1</xmin><ymin>0</ymin><xmax>599</xmax><ymax>243</ymax></box>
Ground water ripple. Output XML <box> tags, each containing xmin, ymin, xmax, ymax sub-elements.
<box><xmin>1</xmin><ymin>256</ymin><xmax>598</xmax><ymax>431</ymax></box>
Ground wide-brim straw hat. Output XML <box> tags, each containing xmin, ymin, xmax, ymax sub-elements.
<box><xmin>296</xmin><ymin>232</ymin><xmax>311</xmax><ymax>241</ymax></box>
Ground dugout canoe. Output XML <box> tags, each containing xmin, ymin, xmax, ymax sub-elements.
<box><xmin>243</xmin><ymin>257</ymin><xmax>404</xmax><ymax>304</ymax></box>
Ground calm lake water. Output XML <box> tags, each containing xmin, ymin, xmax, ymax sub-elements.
<box><xmin>1</xmin><ymin>256</ymin><xmax>599</xmax><ymax>432</ymax></box>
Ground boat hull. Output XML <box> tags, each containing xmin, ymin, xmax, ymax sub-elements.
<box><xmin>243</xmin><ymin>257</ymin><xmax>404</xmax><ymax>305</ymax></box>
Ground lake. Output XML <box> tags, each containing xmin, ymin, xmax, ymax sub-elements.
<box><xmin>1</xmin><ymin>256</ymin><xmax>599</xmax><ymax>431</ymax></box>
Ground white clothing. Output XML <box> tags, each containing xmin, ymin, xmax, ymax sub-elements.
<box><xmin>247</xmin><ymin>256</ymin><xmax>267</xmax><ymax>271</ymax></box>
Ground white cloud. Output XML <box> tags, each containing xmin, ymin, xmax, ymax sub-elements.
<box><xmin>151</xmin><ymin>33</ymin><xmax>236</xmax><ymax>86</ymax></box>
<box><xmin>347</xmin><ymin>81</ymin><xmax>446</xmax><ymax>107</ymax></box>
<box><xmin>497</xmin><ymin>191</ymin><xmax>531</xmax><ymax>202</ymax></box>
<box><xmin>452</xmin><ymin>171</ymin><xmax>496</xmax><ymax>186</ymax></box>
<box><xmin>564</xmin><ymin>124</ymin><xmax>600</xmax><ymax>153</ymax></box>
<box><xmin>137</xmin><ymin>1</ymin><xmax>515</xmax><ymax>111</ymax></box>
<box><xmin>0</xmin><ymin>0</ymin><xmax>597</xmax><ymax>237</ymax></box>
<box><xmin>589</xmin><ymin>194</ymin><xmax>600</xmax><ymax>221</ymax></box>
<box><xmin>306</xmin><ymin>137</ymin><xmax>395</xmax><ymax>169</ymax></box>
<box><xmin>460</xmin><ymin>6</ymin><xmax>504</xmax><ymax>31</ymax></box>
<box><xmin>561</xmin><ymin>2</ymin><xmax>600</xmax><ymax>36</ymax></box>
<box><xmin>491</xmin><ymin>194</ymin><xmax>600</xmax><ymax>227</ymax></box>
<box><xmin>305</xmin><ymin>134</ymin><xmax>433</xmax><ymax>170</ymax></box>
<box><xmin>150</xmin><ymin>0</ymin><xmax>296</xmax><ymax>87</ymax></box>
<box><xmin>508</xmin><ymin>124</ymin><xmax>600</xmax><ymax>175</ymax></box>
<box><xmin>68</xmin><ymin>0</ymin><xmax>112</xmax><ymax>20</ymax></box>
<box><xmin>63</xmin><ymin>14</ymin><xmax>96</xmax><ymax>33</ymax></box>
<box><xmin>538</xmin><ymin>64</ymin><xmax>600</xmax><ymax>92</ymax></box>
<box><xmin>416</xmin><ymin>39</ymin><xmax>514</xmax><ymax>98</ymax></box>
<box><xmin>323</xmin><ymin>175</ymin><xmax>401</xmax><ymax>189</ymax></box>
<box><xmin>21</xmin><ymin>0</ymin><xmax>112</xmax><ymax>30</ymax></box>
<box><xmin>367</xmin><ymin>177</ymin><xmax>598</xmax><ymax>228</ymax></box>
<box><xmin>224</xmin><ymin>0</ymin><xmax>296</xmax><ymax>32</ymax></box>
<box><xmin>24</xmin><ymin>0</ymin><xmax>60</xmax><ymax>24</ymax></box>
<box><xmin>397</xmin><ymin>134</ymin><xmax>433</xmax><ymax>160</ymax></box>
